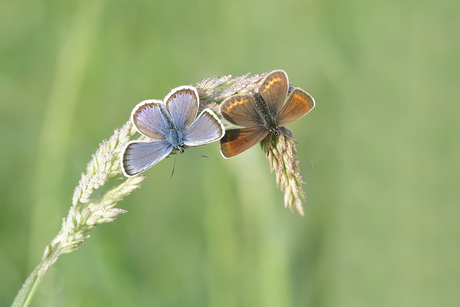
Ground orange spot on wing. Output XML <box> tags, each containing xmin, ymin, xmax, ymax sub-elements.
<box><xmin>293</xmin><ymin>93</ymin><xmax>306</xmax><ymax>102</ymax></box>
<box><xmin>226</xmin><ymin>98</ymin><xmax>248</xmax><ymax>112</ymax></box>
<box><xmin>261</xmin><ymin>77</ymin><xmax>282</xmax><ymax>92</ymax></box>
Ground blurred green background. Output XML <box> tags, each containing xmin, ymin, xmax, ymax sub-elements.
<box><xmin>1</xmin><ymin>0</ymin><xmax>459</xmax><ymax>306</ymax></box>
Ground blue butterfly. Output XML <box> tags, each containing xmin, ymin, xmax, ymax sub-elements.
<box><xmin>121</xmin><ymin>86</ymin><xmax>224</xmax><ymax>177</ymax></box>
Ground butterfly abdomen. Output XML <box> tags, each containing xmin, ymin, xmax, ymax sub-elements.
<box><xmin>158</xmin><ymin>103</ymin><xmax>185</xmax><ymax>150</ymax></box>
<box><xmin>167</xmin><ymin>128</ymin><xmax>184</xmax><ymax>150</ymax></box>
<box><xmin>253</xmin><ymin>92</ymin><xmax>278</xmax><ymax>129</ymax></box>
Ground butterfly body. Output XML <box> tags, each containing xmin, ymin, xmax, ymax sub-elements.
<box><xmin>167</xmin><ymin>129</ymin><xmax>185</xmax><ymax>153</ymax></box>
<box><xmin>121</xmin><ymin>86</ymin><xmax>224</xmax><ymax>177</ymax></box>
<box><xmin>155</xmin><ymin>104</ymin><xmax>186</xmax><ymax>153</ymax></box>
<box><xmin>252</xmin><ymin>92</ymin><xmax>279</xmax><ymax>131</ymax></box>
<box><xmin>219</xmin><ymin>70</ymin><xmax>315</xmax><ymax>158</ymax></box>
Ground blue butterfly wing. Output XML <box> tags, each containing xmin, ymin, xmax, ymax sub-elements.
<box><xmin>165</xmin><ymin>86</ymin><xmax>199</xmax><ymax>132</ymax></box>
<box><xmin>131</xmin><ymin>100</ymin><xmax>169</xmax><ymax>140</ymax></box>
<box><xmin>183</xmin><ymin>109</ymin><xmax>224</xmax><ymax>146</ymax></box>
<box><xmin>121</xmin><ymin>140</ymin><xmax>173</xmax><ymax>176</ymax></box>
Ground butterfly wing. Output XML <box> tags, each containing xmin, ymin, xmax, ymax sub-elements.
<box><xmin>121</xmin><ymin>140</ymin><xmax>173</xmax><ymax>176</ymax></box>
<box><xmin>220</xmin><ymin>94</ymin><xmax>264</xmax><ymax>127</ymax></box>
<box><xmin>165</xmin><ymin>86</ymin><xmax>199</xmax><ymax>132</ymax></box>
<box><xmin>183</xmin><ymin>109</ymin><xmax>224</xmax><ymax>146</ymax></box>
<box><xmin>258</xmin><ymin>70</ymin><xmax>289</xmax><ymax>117</ymax></box>
<box><xmin>131</xmin><ymin>100</ymin><xmax>169</xmax><ymax>140</ymax></box>
<box><xmin>220</xmin><ymin>127</ymin><xmax>269</xmax><ymax>158</ymax></box>
<box><xmin>276</xmin><ymin>88</ymin><xmax>315</xmax><ymax>127</ymax></box>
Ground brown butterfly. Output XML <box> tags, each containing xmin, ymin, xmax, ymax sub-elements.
<box><xmin>219</xmin><ymin>69</ymin><xmax>315</xmax><ymax>158</ymax></box>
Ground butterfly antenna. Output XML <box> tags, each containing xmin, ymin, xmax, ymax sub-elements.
<box><xmin>170</xmin><ymin>154</ymin><xmax>177</xmax><ymax>179</ymax></box>
<box><xmin>187</xmin><ymin>149</ymin><xmax>209</xmax><ymax>159</ymax></box>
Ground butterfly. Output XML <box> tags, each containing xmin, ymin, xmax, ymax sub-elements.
<box><xmin>219</xmin><ymin>69</ymin><xmax>315</xmax><ymax>158</ymax></box>
<box><xmin>121</xmin><ymin>86</ymin><xmax>224</xmax><ymax>177</ymax></box>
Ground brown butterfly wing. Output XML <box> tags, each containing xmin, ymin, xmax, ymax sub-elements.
<box><xmin>258</xmin><ymin>70</ymin><xmax>289</xmax><ymax>116</ymax></box>
<box><xmin>220</xmin><ymin>94</ymin><xmax>264</xmax><ymax>128</ymax></box>
<box><xmin>220</xmin><ymin>127</ymin><xmax>269</xmax><ymax>158</ymax></box>
<box><xmin>276</xmin><ymin>88</ymin><xmax>315</xmax><ymax>127</ymax></box>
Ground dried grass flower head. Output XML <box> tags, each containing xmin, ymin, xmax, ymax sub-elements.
<box><xmin>13</xmin><ymin>70</ymin><xmax>315</xmax><ymax>307</ymax></box>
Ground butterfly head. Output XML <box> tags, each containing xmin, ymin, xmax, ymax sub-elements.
<box><xmin>176</xmin><ymin>144</ymin><xmax>185</xmax><ymax>154</ymax></box>
<box><xmin>269</xmin><ymin>126</ymin><xmax>282</xmax><ymax>136</ymax></box>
